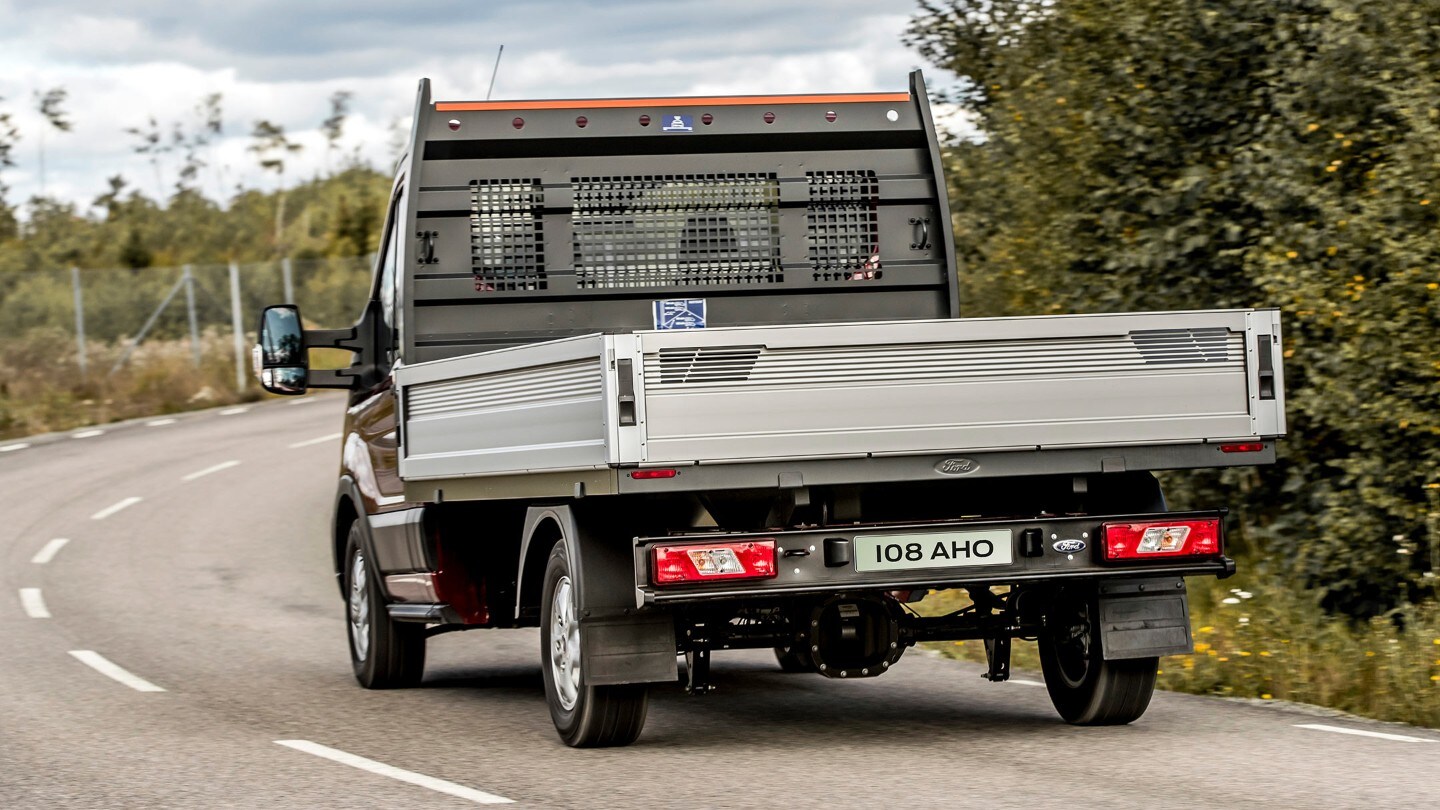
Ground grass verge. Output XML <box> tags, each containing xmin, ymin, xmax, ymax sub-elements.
<box><xmin>922</xmin><ymin>572</ymin><xmax>1440</xmax><ymax>728</ymax></box>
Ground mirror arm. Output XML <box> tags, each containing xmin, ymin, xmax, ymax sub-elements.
<box><xmin>303</xmin><ymin>325</ymin><xmax>367</xmax><ymax>390</ymax></box>
<box><xmin>304</xmin><ymin>326</ymin><xmax>361</xmax><ymax>351</ymax></box>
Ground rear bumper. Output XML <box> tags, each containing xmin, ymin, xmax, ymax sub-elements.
<box><xmin>633</xmin><ymin>511</ymin><xmax>1231</xmax><ymax>606</ymax></box>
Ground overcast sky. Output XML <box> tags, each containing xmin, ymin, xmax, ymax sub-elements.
<box><xmin>0</xmin><ymin>0</ymin><xmax>958</xmax><ymax>212</ymax></box>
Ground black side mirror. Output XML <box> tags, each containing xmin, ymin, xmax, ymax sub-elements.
<box><xmin>254</xmin><ymin>304</ymin><xmax>309</xmax><ymax>395</ymax></box>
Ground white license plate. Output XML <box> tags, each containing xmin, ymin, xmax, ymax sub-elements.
<box><xmin>854</xmin><ymin>530</ymin><xmax>1013</xmax><ymax>573</ymax></box>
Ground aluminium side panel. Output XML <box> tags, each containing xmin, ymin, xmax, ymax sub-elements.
<box><xmin>635</xmin><ymin>310</ymin><xmax>1269</xmax><ymax>465</ymax></box>
<box><xmin>397</xmin><ymin>334</ymin><xmax>612</xmax><ymax>481</ymax></box>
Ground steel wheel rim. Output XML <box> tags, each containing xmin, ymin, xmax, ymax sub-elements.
<box><xmin>349</xmin><ymin>552</ymin><xmax>370</xmax><ymax>662</ymax></box>
<box><xmin>549</xmin><ymin>574</ymin><xmax>581</xmax><ymax>711</ymax></box>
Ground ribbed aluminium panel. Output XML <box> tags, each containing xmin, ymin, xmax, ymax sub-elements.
<box><xmin>402</xmin><ymin>357</ymin><xmax>608</xmax><ymax>480</ymax></box>
<box><xmin>635</xmin><ymin>314</ymin><xmax>1264</xmax><ymax>464</ymax></box>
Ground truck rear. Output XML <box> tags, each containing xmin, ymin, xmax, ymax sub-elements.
<box><xmin>253</xmin><ymin>71</ymin><xmax>1285</xmax><ymax>746</ymax></box>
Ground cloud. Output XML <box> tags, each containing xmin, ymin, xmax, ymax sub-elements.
<box><xmin>0</xmin><ymin>0</ymin><xmax>959</xmax><ymax>210</ymax></box>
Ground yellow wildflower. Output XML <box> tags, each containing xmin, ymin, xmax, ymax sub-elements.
<box><xmin>1286</xmin><ymin>251</ymin><xmax>1299</xmax><ymax>259</ymax></box>
<box><xmin>1219</xmin><ymin>657</ymin><xmax>1230</xmax><ymax>662</ymax></box>
<box><xmin>1195</xmin><ymin>642</ymin><xmax>1212</xmax><ymax>653</ymax></box>
<box><xmin>1306</xmin><ymin>123</ymin><xmax>1320</xmax><ymax>132</ymax></box>
<box><xmin>1259</xmin><ymin>651</ymin><xmax>1272</xmax><ymax>657</ymax></box>
<box><xmin>1199</xmin><ymin>626</ymin><xmax>1215</xmax><ymax>634</ymax></box>
<box><xmin>1239</xmin><ymin>651</ymin><xmax>1253</xmax><ymax>657</ymax></box>
<box><xmin>1365</xmin><ymin>651</ymin><xmax>1376</xmax><ymax>657</ymax></box>
<box><xmin>1262</xmin><ymin>693</ymin><xmax>1273</xmax><ymax>699</ymax></box>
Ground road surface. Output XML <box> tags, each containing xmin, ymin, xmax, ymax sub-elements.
<box><xmin>2</xmin><ymin>396</ymin><xmax>1437</xmax><ymax>808</ymax></box>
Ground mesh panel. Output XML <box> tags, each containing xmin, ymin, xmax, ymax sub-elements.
<box><xmin>470</xmin><ymin>179</ymin><xmax>546</xmax><ymax>291</ymax></box>
<box><xmin>806</xmin><ymin>170</ymin><xmax>881</xmax><ymax>281</ymax></box>
<box><xmin>572</xmin><ymin>174</ymin><xmax>782</xmax><ymax>288</ymax></box>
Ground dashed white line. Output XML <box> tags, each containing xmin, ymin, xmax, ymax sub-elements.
<box><xmin>275</xmin><ymin>740</ymin><xmax>513</xmax><ymax>804</ymax></box>
<box><xmin>181</xmin><ymin>460</ymin><xmax>241</xmax><ymax>482</ymax></box>
<box><xmin>146</xmin><ymin>418</ymin><xmax>177</xmax><ymax>427</ymax></box>
<box><xmin>289</xmin><ymin>432</ymin><xmax>343</xmax><ymax>449</ymax></box>
<box><xmin>288</xmin><ymin>397</ymin><xmax>317</xmax><ymax>406</ymax></box>
<box><xmin>19</xmin><ymin>588</ymin><xmax>51</xmax><ymax>619</ymax></box>
<box><xmin>219</xmin><ymin>407</ymin><xmax>249</xmax><ymax>416</ymax></box>
<box><xmin>0</xmin><ymin>442</ymin><xmax>30</xmax><ymax>452</ymax></box>
<box><xmin>72</xmin><ymin>429</ymin><xmax>105</xmax><ymax>439</ymax></box>
<box><xmin>1009</xmin><ymin>678</ymin><xmax>1046</xmax><ymax>687</ymax></box>
<box><xmin>91</xmin><ymin>496</ymin><xmax>143</xmax><ymax>520</ymax></box>
<box><xmin>1295</xmin><ymin>723</ymin><xmax>1436</xmax><ymax>743</ymax></box>
<box><xmin>68</xmin><ymin>651</ymin><xmax>166</xmax><ymax>692</ymax></box>
<box><xmin>31</xmin><ymin>538</ymin><xmax>71</xmax><ymax>565</ymax></box>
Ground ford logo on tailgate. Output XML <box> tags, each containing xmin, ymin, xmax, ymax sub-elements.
<box><xmin>1053</xmin><ymin>539</ymin><xmax>1087</xmax><ymax>554</ymax></box>
<box><xmin>935</xmin><ymin>458</ymin><xmax>979</xmax><ymax>476</ymax></box>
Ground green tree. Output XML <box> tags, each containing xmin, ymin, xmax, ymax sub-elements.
<box><xmin>908</xmin><ymin>0</ymin><xmax>1440</xmax><ymax>618</ymax></box>
<box><xmin>249</xmin><ymin>120</ymin><xmax>303</xmax><ymax>256</ymax></box>
<box><xmin>33</xmin><ymin>86</ymin><xmax>72</xmax><ymax>197</ymax></box>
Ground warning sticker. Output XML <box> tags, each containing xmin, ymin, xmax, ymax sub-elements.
<box><xmin>653</xmin><ymin>299</ymin><xmax>707</xmax><ymax>330</ymax></box>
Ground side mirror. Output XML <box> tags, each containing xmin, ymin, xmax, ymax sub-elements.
<box><xmin>254</xmin><ymin>304</ymin><xmax>309</xmax><ymax>395</ymax></box>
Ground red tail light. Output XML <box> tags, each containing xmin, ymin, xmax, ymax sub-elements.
<box><xmin>1220</xmin><ymin>442</ymin><xmax>1265</xmax><ymax>453</ymax></box>
<box><xmin>652</xmin><ymin>540</ymin><xmax>776</xmax><ymax>585</ymax></box>
<box><xmin>1102</xmin><ymin>519</ymin><xmax>1222</xmax><ymax>561</ymax></box>
<box><xmin>630</xmin><ymin>468</ymin><xmax>677</xmax><ymax>480</ymax></box>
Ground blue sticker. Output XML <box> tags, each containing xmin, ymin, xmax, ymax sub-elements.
<box><xmin>653</xmin><ymin>299</ymin><xmax>707</xmax><ymax>330</ymax></box>
<box><xmin>660</xmin><ymin>114</ymin><xmax>694</xmax><ymax>132</ymax></box>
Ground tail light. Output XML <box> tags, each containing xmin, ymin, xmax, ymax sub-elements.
<box><xmin>652</xmin><ymin>540</ymin><xmax>776</xmax><ymax>585</ymax></box>
<box><xmin>1102</xmin><ymin>519</ymin><xmax>1222</xmax><ymax>561</ymax></box>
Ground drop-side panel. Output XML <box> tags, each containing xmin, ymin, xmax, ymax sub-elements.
<box><xmin>397</xmin><ymin>334</ymin><xmax>612</xmax><ymax>481</ymax></box>
<box><xmin>636</xmin><ymin>310</ymin><xmax>1271</xmax><ymax>465</ymax></box>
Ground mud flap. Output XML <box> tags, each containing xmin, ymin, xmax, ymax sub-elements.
<box><xmin>580</xmin><ymin>612</ymin><xmax>678</xmax><ymax>686</ymax></box>
<box><xmin>1097</xmin><ymin>577</ymin><xmax>1194</xmax><ymax>660</ymax></box>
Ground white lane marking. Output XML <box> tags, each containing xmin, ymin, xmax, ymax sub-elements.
<box><xmin>0</xmin><ymin>442</ymin><xmax>30</xmax><ymax>452</ymax></box>
<box><xmin>289</xmin><ymin>432</ymin><xmax>342</xmax><ymax>449</ymax></box>
<box><xmin>72</xmin><ymin>429</ymin><xmax>105</xmax><ymax>439</ymax></box>
<box><xmin>147</xmin><ymin>418</ymin><xmax>177</xmax><ymax>427</ymax></box>
<box><xmin>1296</xmin><ymin>723</ymin><xmax>1437</xmax><ymax>743</ymax></box>
<box><xmin>1009</xmin><ymin>678</ymin><xmax>1046</xmax><ymax>687</ymax></box>
<box><xmin>275</xmin><ymin>740</ymin><xmax>513</xmax><ymax>804</ymax></box>
<box><xmin>31</xmin><ymin>538</ymin><xmax>71</xmax><ymax>565</ymax></box>
<box><xmin>288</xmin><ymin>397</ymin><xmax>316</xmax><ymax>406</ymax></box>
<box><xmin>91</xmin><ymin>497</ymin><xmax>142</xmax><ymax>520</ymax></box>
<box><xmin>19</xmin><ymin>588</ymin><xmax>51</xmax><ymax>618</ymax></box>
<box><xmin>181</xmin><ymin>460</ymin><xmax>241</xmax><ymax>482</ymax></box>
<box><xmin>219</xmin><ymin>407</ymin><xmax>249</xmax><ymax>416</ymax></box>
<box><xmin>68</xmin><ymin>650</ymin><xmax>166</xmax><ymax>692</ymax></box>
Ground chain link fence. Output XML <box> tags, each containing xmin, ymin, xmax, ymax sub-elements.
<box><xmin>1</xmin><ymin>256</ymin><xmax>373</xmax><ymax>378</ymax></box>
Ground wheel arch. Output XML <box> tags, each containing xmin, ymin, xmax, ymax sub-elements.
<box><xmin>333</xmin><ymin>476</ymin><xmax>367</xmax><ymax>598</ymax></box>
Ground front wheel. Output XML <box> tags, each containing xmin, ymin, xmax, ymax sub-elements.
<box><xmin>345</xmin><ymin>521</ymin><xmax>425</xmax><ymax>689</ymax></box>
<box><xmin>540</xmin><ymin>540</ymin><xmax>648</xmax><ymax>747</ymax></box>
<box><xmin>1038</xmin><ymin>590</ymin><xmax>1157</xmax><ymax>725</ymax></box>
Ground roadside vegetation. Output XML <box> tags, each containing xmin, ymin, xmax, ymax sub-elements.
<box><xmin>907</xmin><ymin>0</ymin><xmax>1440</xmax><ymax>725</ymax></box>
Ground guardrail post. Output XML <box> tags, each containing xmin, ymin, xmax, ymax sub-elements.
<box><xmin>71</xmin><ymin>266</ymin><xmax>87</xmax><ymax>378</ymax></box>
<box><xmin>229</xmin><ymin>261</ymin><xmax>246</xmax><ymax>391</ymax></box>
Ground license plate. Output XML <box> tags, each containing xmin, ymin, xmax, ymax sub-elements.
<box><xmin>854</xmin><ymin>530</ymin><xmax>1013</xmax><ymax>573</ymax></box>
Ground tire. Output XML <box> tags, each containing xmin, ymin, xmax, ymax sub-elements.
<box><xmin>1038</xmin><ymin>590</ymin><xmax>1157</xmax><ymax>725</ymax></box>
<box><xmin>344</xmin><ymin>521</ymin><xmax>425</xmax><ymax>689</ymax></box>
<box><xmin>774</xmin><ymin>645</ymin><xmax>816</xmax><ymax>673</ymax></box>
<box><xmin>540</xmin><ymin>539</ymin><xmax>648</xmax><ymax>747</ymax></box>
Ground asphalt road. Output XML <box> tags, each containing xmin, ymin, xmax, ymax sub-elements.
<box><xmin>3</xmin><ymin>396</ymin><xmax>1438</xmax><ymax>809</ymax></box>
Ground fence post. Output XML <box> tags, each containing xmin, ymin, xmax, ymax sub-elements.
<box><xmin>71</xmin><ymin>267</ymin><xmax>88</xmax><ymax>378</ymax></box>
<box><xmin>229</xmin><ymin>261</ymin><xmax>247</xmax><ymax>391</ymax></box>
<box><xmin>183</xmin><ymin>264</ymin><xmax>201</xmax><ymax>367</ymax></box>
<box><xmin>282</xmin><ymin>256</ymin><xmax>295</xmax><ymax>304</ymax></box>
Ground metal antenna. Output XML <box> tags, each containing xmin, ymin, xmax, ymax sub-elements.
<box><xmin>486</xmin><ymin>45</ymin><xmax>505</xmax><ymax>101</ymax></box>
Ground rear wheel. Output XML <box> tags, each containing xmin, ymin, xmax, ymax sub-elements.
<box><xmin>1038</xmin><ymin>589</ymin><xmax>1156</xmax><ymax>725</ymax></box>
<box><xmin>345</xmin><ymin>521</ymin><xmax>425</xmax><ymax>688</ymax></box>
<box><xmin>540</xmin><ymin>540</ymin><xmax>648</xmax><ymax>747</ymax></box>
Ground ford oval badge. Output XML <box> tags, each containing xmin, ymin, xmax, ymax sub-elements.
<box><xmin>1053</xmin><ymin>538</ymin><xmax>1087</xmax><ymax>554</ymax></box>
<box><xmin>935</xmin><ymin>458</ymin><xmax>979</xmax><ymax>476</ymax></box>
